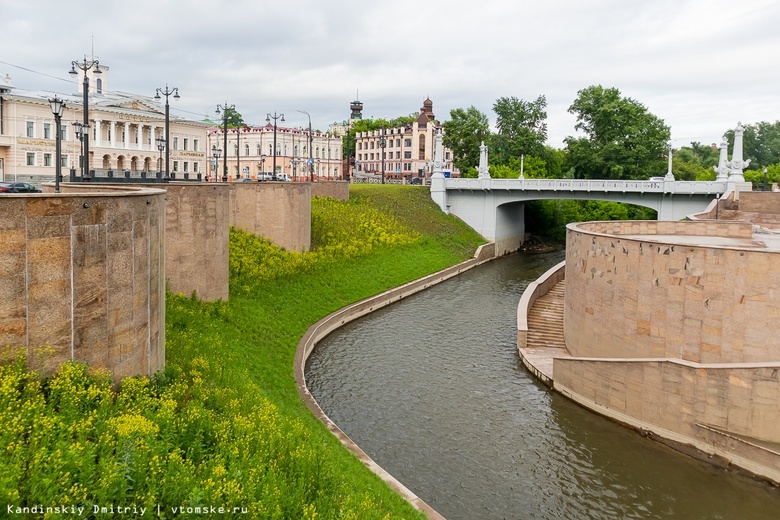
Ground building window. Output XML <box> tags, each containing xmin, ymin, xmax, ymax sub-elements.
<box><xmin>370</xmin><ymin>142</ymin><xmax>374</xmax><ymax>149</ymax></box>
<box><xmin>26</xmin><ymin>121</ymin><xmax>34</xmax><ymax>138</ymax></box>
<box><xmin>173</xmin><ymin>160</ymin><xmax>179</xmax><ymax>172</ymax></box>
<box><xmin>396</xmin><ymin>139</ymin><xmax>400</xmax><ymax>147</ymax></box>
<box><xmin>43</xmin><ymin>153</ymin><xmax>52</xmax><ymax>166</ymax></box>
<box><xmin>404</xmin><ymin>163</ymin><xmax>411</xmax><ymax>171</ymax></box>
<box><xmin>184</xmin><ymin>138</ymin><xmax>189</xmax><ymax>151</ymax></box>
<box><xmin>26</xmin><ymin>152</ymin><xmax>35</xmax><ymax>166</ymax></box>
<box><xmin>60</xmin><ymin>154</ymin><xmax>68</xmax><ymax>167</ymax></box>
<box><xmin>257</xmin><ymin>144</ymin><xmax>261</xmax><ymax>155</ymax></box>
<box><xmin>184</xmin><ymin>162</ymin><xmax>189</xmax><ymax>172</ymax></box>
<box><xmin>419</xmin><ymin>135</ymin><xmax>426</xmax><ymax>160</ymax></box>
<box><xmin>43</xmin><ymin>123</ymin><xmax>51</xmax><ymax>139</ymax></box>
<box><xmin>60</xmin><ymin>126</ymin><xmax>66</xmax><ymax>140</ymax></box>
<box><xmin>234</xmin><ymin>144</ymin><xmax>238</xmax><ymax>155</ymax></box>
<box><xmin>396</xmin><ymin>151</ymin><xmax>400</xmax><ymax>159</ymax></box>
<box><xmin>245</xmin><ymin>144</ymin><xmax>250</xmax><ymax>156</ymax></box>
<box><xmin>173</xmin><ymin>137</ymin><xmax>179</xmax><ymax>150</ymax></box>
<box><xmin>446</xmin><ymin>151</ymin><xmax>451</xmax><ymax>160</ymax></box>
<box><xmin>134</xmin><ymin>129</ymin><xmax>139</xmax><ymax>144</ymax></box>
<box><xmin>269</xmin><ymin>144</ymin><xmax>273</xmax><ymax>155</ymax></box>
<box><xmin>404</xmin><ymin>151</ymin><xmax>412</xmax><ymax>159</ymax></box>
<box><xmin>96</xmin><ymin>78</ymin><xmax>103</xmax><ymax>94</ymax></box>
<box><xmin>194</xmin><ymin>139</ymin><xmax>199</xmax><ymax>151</ymax></box>
<box><xmin>194</xmin><ymin>162</ymin><xmax>199</xmax><ymax>173</ymax></box>
<box><xmin>404</xmin><ymin>138</ymin><xmax>411</xmax><ymax>147</ymax></box>
<box><xmin>389</xmin><ymin>140</ymin><xmax>393</xmax><ymax>148</ymax></box>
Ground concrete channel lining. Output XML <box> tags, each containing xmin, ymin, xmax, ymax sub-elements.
<box><xmin>293</xmin><ymin>243</ymin><xmax>496</xmax><ymax>520</ymax></box>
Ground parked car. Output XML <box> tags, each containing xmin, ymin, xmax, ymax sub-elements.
<box><xmin>257</xmin><ymin>172</ymin><xmax>275</xmax><ymax>181</ymax></box>
<box><xmin>410</xmin><ymin>177</ymin><xmax>423</xmax><ymax>185</ymax></box>
<box><xmin>0</xmin><ymin>182</ymin><xmax>42</xmax><ymax>193</ymax></box>
<box><xmin>234</xmin><ymin>177</ymin><xmax>256</xmax><ymax>183</ymax></box>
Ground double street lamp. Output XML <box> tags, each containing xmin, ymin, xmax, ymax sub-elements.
<box><xmin>69</xmin><ymin>57</ymin><xmax>101</xmax><ymax>178</ymax></box>
<box><xmin>154</xmin><ymin>85</ymin><xmax>179</xmax><ymax>180</ymax></box>
<box><xmin>266</xmin><ymin>112</ymin><xmax>284</xmax><ymax>178</ymax></box>
<box><xmin>216</xmin><ymin>103</ymin><xmax>235</xmax><ymax>182</ymax></box>
<box><xmin>48</xmin><ymin>97</ymin><xmax>66</xmax><ymax>193</ymax></box>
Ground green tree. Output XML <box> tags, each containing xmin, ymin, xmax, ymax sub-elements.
<box><xmin>725</xmin><ymin>121</ymin><xmax>780</xmax><ymax>169</ymax></box>
<box><xmin>565</xmin><ymin>85</ymin><xmax>671</xmax><ymax>180</ymax></box>
<box><xmin>442</xmin><ymin>106</ymin><xmax>490</xmax><ymax>174</ymax></box>
<box><xmin>491</xmin><ymin>95</ymin><xmax>547</xmax><ymax>164</ymax></box>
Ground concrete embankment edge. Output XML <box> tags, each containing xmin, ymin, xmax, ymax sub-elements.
<box><xmin>294</xmin><ymin>243</ymin><xmax>497</xmax><ymax>520</ymax></box>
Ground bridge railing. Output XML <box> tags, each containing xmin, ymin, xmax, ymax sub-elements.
<box><xmin>443</xmin><ymin>177</ymin><xmax>727</xmax><ymax>194</ymax></box>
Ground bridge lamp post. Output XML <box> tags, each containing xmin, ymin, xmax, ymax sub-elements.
<box><xmin>156</xmin><ymin>136</ymin><xmax>166</xmax><ymax>177</ymax></box>
<box><xmin>49</xmin><ymin>97</ymin><xmax>66</xmax><ymax>193</ymax></box>
<box><xmin>154</xmin><ymin>85</ymin><xmax>179</xmax><ymax>180</ymax></box>
<box><xmin>266</xmin><ymin>112</ymin><xmax>285</xmax><ymax>178</ymax></box>
<box><xmin>69</xmin><ymin>57</ymin><xmax>101</xmax><ymax>178</ymax></box>
<box><xmin>215</xmin><ymin>103</ymin><xmax>235</xmax><ymax>182</ymax></box>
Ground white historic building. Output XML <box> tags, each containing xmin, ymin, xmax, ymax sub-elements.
<box><xmin>206</xmin><ymin>124</ymin><xmax>342</xmax><ymax>181</ymax></box>
<box><xmin>353</xmin><ymin>98</ymin><xmax>457</xmax><ymax>181</ymax></box>
<box><xmin>0</xmin><ymin>62</ymin><xmax>210</xmax><ymax>184</ymax></box>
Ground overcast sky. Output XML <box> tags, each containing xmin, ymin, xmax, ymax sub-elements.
<box><xmin>2</xmin><ymin>0</ymin><xmax>779</xmax><ymax>148</ymax></box>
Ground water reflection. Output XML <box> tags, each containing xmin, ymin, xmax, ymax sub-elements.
<box><xmin>306</xmin><ymin>252</ymin><xmax>780</xmax><ymax>519</ymax></box>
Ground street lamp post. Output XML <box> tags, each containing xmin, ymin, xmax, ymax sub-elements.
<box><xmin>212</xmin><ymin>147</ymin><xmax>222</xmax><ymax>181</ymax></box>
<box><xmin>49</xmin><ymin>97</ymin><xmax>66</xmax><ymax>193</ymax></box>
<box><xmin>266</xmin><ymin>112</ymin><xmax>285</xmax><ymax>178</ymax></box>
<box><xmin>69</xmin><ymin>57</ymin><xmax>102</xmax><ymax>178</ymax></box>
<box><xmin>379</xmin><ymin>125</ymin><xmax>387</xmax><ymax>184</ymax></box>
<box><xmin>297</xmin><ymin>110</ymin><xmax>313</xmax><ymax>181</ymax></box>
<box><xmin>216</xmin><ymin>103</ymin><xmax>235</xmax><ymax>182</ymax></box>
<box><xmin>156</xmin><ymin>136</ymin><xmax>166</xmax><ymax>178</ymax></box>
<box><xmin>154</xmin><ymin>85</ymin><xmax>179</xmax><ymax>180</ymax></box>
<box><xmin>260</xmin><ymin>154</ymin><xmax>266</xmax><ymax>179</ymax></box>
<box><xmin>72</xmin><ymin>122</ymin><xmax>89</xmax><ymax>179</ymax></box>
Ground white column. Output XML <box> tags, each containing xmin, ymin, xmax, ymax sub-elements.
<box><xmin>124</xmin><ymin>122</ymin><xmax>130</xmax><ymax>149</ymax></box>
<box><xmin>94</xmin><ymin>119</ymin><xmax>102</xmax><ymax>146</ymax></box>
<box><xmin>109</xmin><ymin>121</ymin><xmax>116</xmax><ymax>148</ymax></box>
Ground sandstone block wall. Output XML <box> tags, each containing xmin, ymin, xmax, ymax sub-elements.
<box><xmin>564</xmin><ymin>220</ymin><xmax>779</xmax><ymax>363</ymax></box>
<box><xmin>0</xmin><ymin>190</ymin><xmax>165</xmax><ymax>381</ymax></box>
<box><xmin>164</xmin><ymin>183</ymin><xmax>229</xmax><ymax>301</ymax></box>
<box><xmin>50</xmin><ymin>183</ymin><xmax>230</xmax><ymax>302</ymax></box>
<box><xmin>311</xmin><ymin>181</ymin><xmax>349</xmax><ymax>201</ymax></box>
<box><xmin>230</xmin><ymin>182</ymin><xmax>311</xmax><ymax>252</ymax></box>
<box><xmin>554</xmin><ymin>358</ymin><xmax>780</xmax><ymax>444</ymax></box>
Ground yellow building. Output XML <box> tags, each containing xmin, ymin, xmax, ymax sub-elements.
<box><xmin>0</xmin><ymin>62</ymin><xmax>209</xmax><ymax>185</ymax></box>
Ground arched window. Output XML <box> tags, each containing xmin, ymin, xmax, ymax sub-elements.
<box><xmin>256</xmin><ymin>144</ymin><xmax>261</xmax><ymax>155</ymax></box>
<box><xmin>269</xmin><ymin>144</ymin><xmax>273</xmax><ymax>155</ymax></box>
<box><xmin>418</xmin><ymin>135</ymin><xmax>426</xmax><ymax>160</ymax></box>
<box><xmin>245</xmin><ymin>144</ymin><xmax>250</xmax><ymax>156</ymax></box>
<box><xmin>234</xmin><ymin>144</ymin><xmax>238</xmax><ymax>154</ymax></box>
<box><xmin>96</xmin><ymin>78</ymin><xmax>103</xmax><ymax>94</ymax></box>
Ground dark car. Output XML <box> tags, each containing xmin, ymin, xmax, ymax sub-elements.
<box><xmin>410</xmin><ymin>177</ymin><xmax>423</xmax><ymax>185</ymax></box>
<box><xmin>0</xmin><ymin>182</ymin><xmax>42</xmax><ymax>193</ymax></box>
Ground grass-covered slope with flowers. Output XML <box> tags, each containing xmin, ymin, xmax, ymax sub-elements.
<box><xmin>0</xmin><ymin>185</ymin><xmax>485</xmax><ymax>518</ymax></box>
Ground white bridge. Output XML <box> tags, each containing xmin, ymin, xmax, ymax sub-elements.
<box><xmin>430</xmin><ymin>176</ymin><xmax>732</xmax><ymax>254</ymax></box>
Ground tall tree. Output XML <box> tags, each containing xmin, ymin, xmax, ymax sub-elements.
<box><xmin>491</xmin><ymin>95</ymin><xmax>548</xmax><ymax>163</ymax></box>
<box><xmin>564</xmin><ymin>86</ymin><xmax>670</xmax><ymax>180</ymax></box>
<box><xmin>442</xmin><ymin>106</ymin><xmax>490</xmax><ymax>174</ymax></box>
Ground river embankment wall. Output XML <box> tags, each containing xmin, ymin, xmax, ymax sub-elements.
<box><xmin>294</xmin><ymin>242</ymin><xmax>496</xmax><ymax>520</ymax></box>
<box><xmin>1</xmin><ymin>187</ymin><xmax>166</xmax><ymax>381</ymax></box>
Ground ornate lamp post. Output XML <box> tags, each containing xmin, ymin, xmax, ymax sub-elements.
<box><xmin>69</xmin><ymin>57</ymin><xmax>101</xmax><ymax>178</ymax></box>
<box><xmin>266</xmin><ymin>112</ymin><xmax>284</xmax><ymax>178</ymax></box>
<box><xmin>260</xmin><ymin>154</ymin><xmax>267</xmax><ymax>179</ymax></box>
<box><xmin>156</xmin><ymin>136</ymin><xmax>166</xmax><ymax>177</ymax></box>
<box><xmin>215</xmin><ymin>103</ymin><xmax>235</xmax><ymax>182</ymax></box>
<box><xmin>48</xmin><ymin>97</ymin><xmax>66</xmax><ymax>193</ymax></box>
<box><xmin>154</xmin><ymin>85</ymin><xmax>179</xmax><ymax>180</ymax></box>
<box><xmin>212</xmin><ymin>147</ymin><xmax>222</xmax><ymax>181</ymax></box>
<box><xmin>72</xmin><ymin>122</ymin><xmax>89</xmax><ymax>179</ymax></box>
<box><xmin>379</xmin><ymin>125</ymin><xmax>387</xmax><ymax>184</ymax></box>
<box><xmin>297</xmin><ymin>109</ymin><xmax>313</xmax><ymax>181</ymax></box>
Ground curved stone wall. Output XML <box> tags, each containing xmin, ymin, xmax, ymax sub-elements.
<box><xmin>0</xmin><ymin>188</ymin><xmax>166</xmax><ymax>380</ymax></box>
<box><xmin>564</xmin><ymin>220</ymin><xmax>778</xmax><ymax>364</ymax></box>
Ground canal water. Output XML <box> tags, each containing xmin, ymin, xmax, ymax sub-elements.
<box><xmin>305</xmin><ymin>251</ymin><xmax>780</xmax><ymax>519</ymax></box>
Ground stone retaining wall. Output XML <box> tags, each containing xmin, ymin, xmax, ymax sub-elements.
<box><xmin>0</xmin><ymin>188</ymin><xmax>166</xmax><ymax>381</ymax></box>
<box><xmin>230</xmin><ymin>182</ymin><xmax>311</xmax><ymax>252</ymax></box>
<box><xmin>311</xmin><ymin>181</ymin><xmax>349</xmax><ymax>201</ymax></box>
<box><xmin>564</xmin><ymin>220</ymin><xmax>778</xmax><ymax>363</ymax></box>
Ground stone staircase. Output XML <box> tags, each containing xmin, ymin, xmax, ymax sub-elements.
<box><xmin>520</xmin><ymin>280</ymin><xmax>570</xmax><ymax>384</ymax></box>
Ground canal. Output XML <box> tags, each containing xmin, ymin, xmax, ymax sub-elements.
<box><xmin>305</xmin><ymin>251</ymin><xmax>780</xmax><ymax>519</ymax></box>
